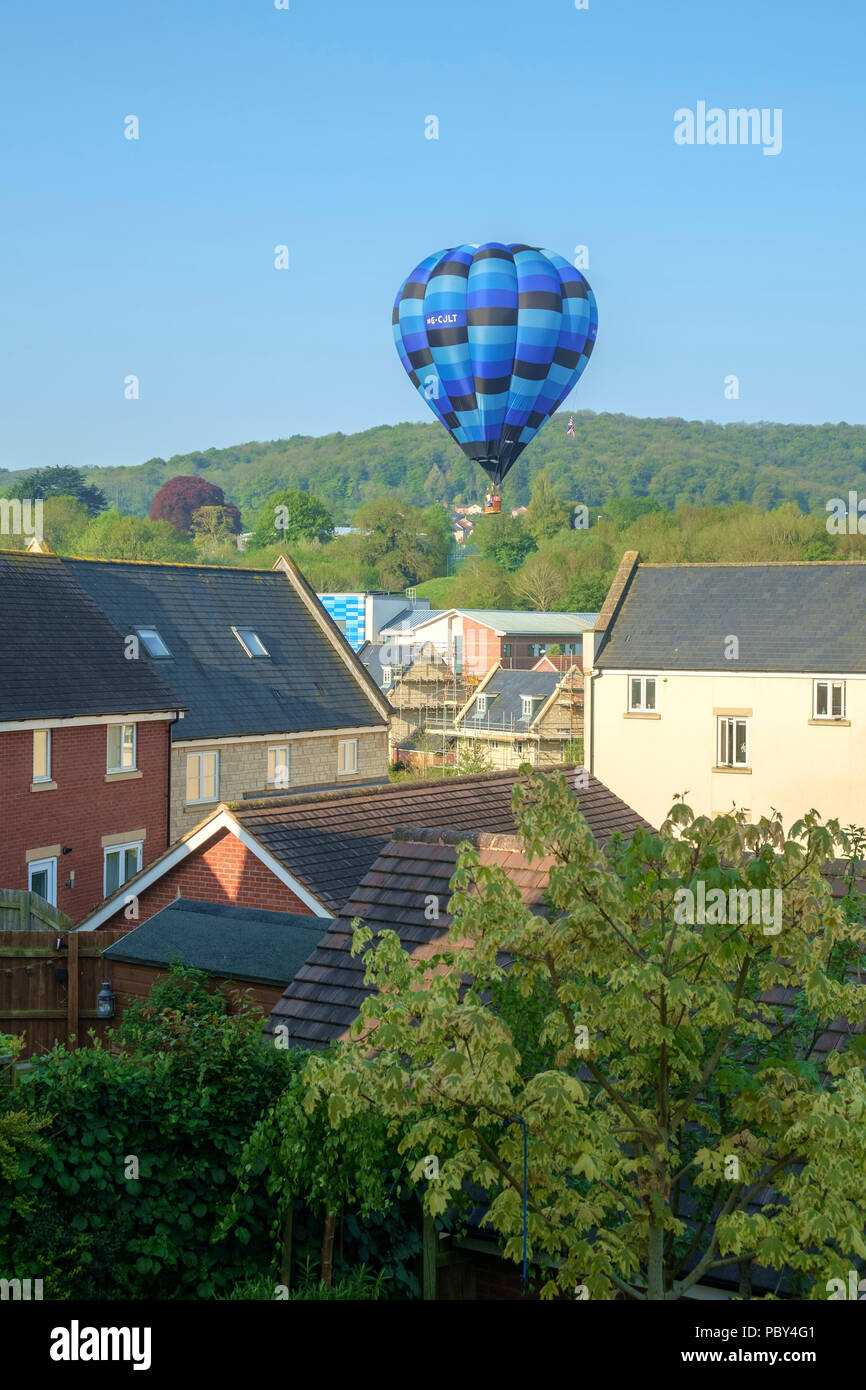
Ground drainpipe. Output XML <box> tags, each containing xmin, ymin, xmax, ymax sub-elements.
<box><xmin>166</xmin><ymin>711</ymin><xmax>182</xmax><ymax>847</ymax></box>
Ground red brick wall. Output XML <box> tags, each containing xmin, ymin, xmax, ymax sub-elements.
<box><xmin>100</xmin><ymin>828</ymin><xmax>315</xmax><ymax>929</ymax></box>
<box><xmin>0</xmin><ymin>720</ymin><xmax>170</xmax><ymax>920</ymax></box>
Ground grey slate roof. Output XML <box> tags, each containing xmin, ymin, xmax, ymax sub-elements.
<box><xmin>357</xmin><ymin>640</ymin><xmax>396</xmax><ymax>692</ymax></box>
<box><xmin>103</xmin><ymin>897</ymin><xmax>330</xmax><ymax>987</ymax></box>
<box><xmin>0</xmin><ymin>551</ymin><xmax>180</xmax><ymax>722</ymax></box>
<box><xmin>596</xmin><ymin>563</ymin><xmax>866</xmax><ymax>673</ymax></box>
<box><xmin>459</xmin><ymin>669</ymin><xmax>560</xmax><ymax>729</ymax></box>
<box><xmin>64</xmin><ymin>559</ymin><xmax>384</xmax><ymax>741</ymax></box>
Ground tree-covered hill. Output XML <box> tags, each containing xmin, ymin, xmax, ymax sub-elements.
<box><xmin>3</xmin><ymin>412</ymin><xmax>865</xmax><ymax>525</ymax></box>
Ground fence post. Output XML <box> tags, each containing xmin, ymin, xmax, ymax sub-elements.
<box><xmin>66</xmin><ymin>931</ymin><xmax>79</xmax><ymax>1048</ymax></box>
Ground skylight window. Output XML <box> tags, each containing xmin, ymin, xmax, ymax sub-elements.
<box><xmin>135</xmin><ymin>626</ymin><xmax>171</xmax><ymax>658</ymax></box>
<box><xmin>232</xmin><ymin>626</ymin><xmax>270</xmax><ymax>659</ymax></box>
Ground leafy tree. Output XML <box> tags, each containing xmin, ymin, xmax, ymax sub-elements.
<box><xmin>253</xmin><ymin>489</ymin><xmax>335</xmax><ymax>547</ymax></box>
<box><xmin>150</xmin><ymin>476</ymin><xmax>238</xmax><ymax>534</ymax></box>
<box><xmin>474</xmin><ymin>513</ymin><xmax>537</xmax><ymax>571</ymax></box>
<box><xmin>525</xmin><ymin>470</ymin><xmax>573</xmax><ymax>542</ymax></box>
<box><xmin>306</xmin><ymin>773</ymin><xmax>866</xmax><ymax>1300</ymax></box>
<box><xmin>2</xmin><ymin>466</ymin><xmax>106</xmax><ymax>516</ymax></box>
<box><xmin>355</xmin><ymin>497</ymin><xmax>448</xmax><ymax>589</ymax></box>
<box><xmin>75</xmin><ymin>510</ymin><xmax>196</xmax><ymax>562</ymax></box>
<box><xmin>39</xmin><ymin>496</ymin><xmax>92</xmax><ymax>553</ymax></box>
<box><xmin>450</xmin><ymin>557</ymin><xmax>513</xmax><ymax>609</ymax></box>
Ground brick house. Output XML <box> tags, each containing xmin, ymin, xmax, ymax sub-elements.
<box><xmin>76</xmin><ymin>765</ymin><xmax>648</xmax><ymax>931</ymax></box>
<box><xmin>64</xmin><ymin>552</ymin><xmax>392</xmax><ymax>842</ymax></box>
<box><xmin>0</xmin><ymin>551</ymin><xmax>183</xmax><ymax>919</ymax></box>
<box><xmin>378</xmin><ymin>608</ymin><xmax>598</xmax><ymax>677</ymax></box>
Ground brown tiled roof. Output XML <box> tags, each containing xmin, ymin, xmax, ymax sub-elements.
<box><xmin>265</xmin><ymin>828</ymin><xmax>556</xmax><ymax>1048</ymax></box>
<box><xmin>235</xmin><ymin>765</ymin><xmax>651</xmax><ymax>916</ymax></box>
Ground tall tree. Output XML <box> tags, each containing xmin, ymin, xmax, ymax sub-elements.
<box><xmin>253</xmin><ymin>489</ymin><xmax>335</xmax><ymax>547</ymax></box>
<box><xmin>150</xmin><ymin>476</ymin><xmax>239</xmax><ymax>534</ymax></box>
<box><xmin>306</xmin><ymin>774</ymin><xmax>866</xmax><ymax>1299</ymax></box>
<box><xmin>2</xmin><ymin>466</ymin><xmax>106</xmax><ymax>516</ymax></box>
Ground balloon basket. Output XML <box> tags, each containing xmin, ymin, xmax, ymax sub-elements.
<box><xmin>484</xmin><ymin>497</ymin><xmax>502</xmax><ymax>514</ymax></box>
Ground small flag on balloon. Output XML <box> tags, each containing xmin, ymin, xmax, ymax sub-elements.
<box><xmin>567</xmin><ymin>417</ymin><xmax>575</xmax><ymax>437</ymax></box>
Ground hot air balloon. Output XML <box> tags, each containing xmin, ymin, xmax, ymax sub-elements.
<box><xmin>393</xmin><ymin>243</ymin><xmax>597</xmax><ymax>513</ymax></box>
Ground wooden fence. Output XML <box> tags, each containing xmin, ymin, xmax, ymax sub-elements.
<box><xmin>0</xmin><ymin>929</ymin><xmax>130</xmax><ymax>1058</ymax></box>
<box><xmin>0</xmin><ymin>887</ymin><xmax>72</xmax><ymax>932</ymax></box>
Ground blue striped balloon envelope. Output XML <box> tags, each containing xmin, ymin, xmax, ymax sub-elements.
<box><xmin>392</xmin><ymin>242</ymin><xmax>598</xmax><ymax>492</ymax></box>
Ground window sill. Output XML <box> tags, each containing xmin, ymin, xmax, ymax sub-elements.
<box><xmin>30</xmin><ymin>780</ymin><xmax>57</xmax><ymax>792</ymax></box>
<box><xmin>184</xmin><ymin>798</ymin><xmax>219</xmax><ymax>810</ymax></box>
<box><xmin>623</xmin><ymin>711</ymin><xmax>660</xmax><ymax>720</ymax></box>
<box><xmin>712</xmin><ymin>765</ymin><xmax>752</xmax><ymax>775</ymax></box>
<box><xmin>105</xmin><ymin>770</ymin><xmax>142</xmax><ymax>782</ymax></box>
<box><xmin>807</xmin><ymin>718</ymin><xmax>850</xmax><ymax>727</ymax></box>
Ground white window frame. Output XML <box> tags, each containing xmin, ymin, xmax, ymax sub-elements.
<box><xmin>514</xmin><ymin>740</ymin><xmax>525</xmax><ymax>756</ymax></box>
<box><xmin>491</xmin><ymin>739</ymin><xmax>499</xmax><ymax>750</ymax></box>
<box><xmin>338</xmin><ymin>738</ymin><xmax>359</xmax><ymax>775</ymax></box>
<box><xmin>186</xmin><ymin>750</ymin><xmax>220</xmax><ymax>804</ymax></box>
<box><xmin>268</xmin><ymin>744</ymin><xmax>291</xmax><ymax>788</ymax></box>
<box><xmin>107</xmin><ymin>723</ymin><xmax>137</xmax><ymax>773</ymax></box>
<box><xmin>813</xmin><ymin>679</ymin><xmax>846</xmax><ymax>720</ymax></box>
<box><xmin>717</xmin><ymin>716</ymin><xmax>749</xmax><ymax>768</ymax></box>
<box><xmin>33</xmin><ymin>729</ymin><xmax>51</xmax><ymax>782</ymax></box>
<box><xmin>521</xmin><ymin>696</ymin><xmax>534</xmax><ymax>720</ymax></box>
<box><xmin>628</xmin><ymin>675</ymin><xmax>657</xmax><ymax>712</ymax></box>
<box><xmin>28</xmin><ymin>856</ymin><xmax>57</xmax><ymax>906</ymax></box>
<box><xmin>103</xmin><ymin>841</ymin><xmax>143</xmax><ymax>897</ymax></box>
<box><xmin>476</xmin><ymin>694</ymin><xmax>487</xmax><ymax>716</ymax></box>
<box><xmin>231</xmin><ymin>626</ymin><xmax>270</xmax><ymax>659</ymax></box>
<box><xmin>382</xmin><ymin>666</ymin><xmax>393</xmax><ymax>685</ymax></box>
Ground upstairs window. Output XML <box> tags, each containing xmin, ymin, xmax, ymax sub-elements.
<box><xmin>382</xmin><ymin>667</ymin><xmax>393</xmax><ymax>686</ymax></box>
<box><xmin>476</xmin><ymin>694</ymin><xmax>487</xmax><ymax>716</ymax></box>
<box><xmin>232</xmin><ymin>626</ymin><xmax>269</xmax><ymax>659</ymax></box>
<box><xmin>33</xmin><ymin>729</ymin><xmax>51</xmax><ymax>782</ymax></box>
<box><xmin>628</xmin><ymin>676</ymin><xmax>657</xmax><ymax>712</ymax></box>
<box><xmin>187</xmin><ymin>751</ymin><xmax>219</xmax><ymax>803</ymax></box>
<box><xmin>104</xmin><ymin>841</ymin><xmax>142</xmax><ymax>896</ymax></box>
<box><xmin>268</xmin><ymin>745</ymin><xmax>291</xmax><ymax>788</ymax></box>
<box><xmin>717</xmin><ymin>716</ymin><xmax>749</xmax><ymax>768</ymax></box>
<box><xmin>107</xmin><ymin>723</ymin><xmax>137</xmax><ymax>772</ymax></box>
<box><xmin>813</xmin><ymin>680</ymin><xmax>846</xmax><ymax>719</ymax></box>
<box><xmin>338</xmin><ymin>738</ymin><xmax>358</xmax><ymax>775</ymax></box>
<box><xmin>135</xmin><ymin>626</ymin><xmax>171</xmax><ymax>658</ymax></box>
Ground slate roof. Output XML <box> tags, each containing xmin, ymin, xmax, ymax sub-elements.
<box><xmin>103</xmin><ymin>897</ymin><xmax>330</xmax><ymax>987</ymax></box>
<box><xmin>459</xmin><ymin>669</ymin><xmax>561</xmax><ymax>729</ymax></box>
<box><xmin>0</xmin><ymin>551</ymin><xmax>181</xmax><ymax>722</ymax></box>
<box><xmin>265</xmin><ymin>829</ymin><xmax>556</xmax><ymax>1047</ymax></box>
<box><xmin>379</xmin><ymin>609</ymin><xmax>448</xmax><ymax>635</ymax></box>
<box><xmin>595</xmin><ymin>562</ymin><xmax>866</xmax><ymax>673</ymax></box>
<box><xmin>63</xmin><ymin>558</ymin><xmax>385</xmax><ymax>741</ymax></box>
<box><xmin>357</xmin><ymin>640</ymin><xmax>396</xmax><ymax>692</ymax></box>
<box><xmin>234</xmin><ymin>765</ymin><xmax>652</xmax><ymax>916</ymax></box>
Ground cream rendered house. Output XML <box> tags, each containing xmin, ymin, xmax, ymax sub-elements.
<box><xmin>584</xmin><ymin>552</ymin><xmax>866</xmax><ymax>830</ymax></box>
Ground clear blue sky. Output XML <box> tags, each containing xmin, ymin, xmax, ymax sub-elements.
<box><xmin>1</xmin><ymin>0</ymin><xmax>864</xmax><ymax>472</ymax></box>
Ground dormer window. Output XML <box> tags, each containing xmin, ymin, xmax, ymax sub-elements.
<box><xmin>476</xmin><ymin>694</ymin><xmax>487</xmax><ymax>716</ymax></box>
<box><xmin>383</xmin><ymin>666</ymin><xmax>393</xmax><ymax>685</ymax></box>
<box><xmin>135</xmin><ymin>626</ymin><xmax>171</xmax><ymax>658</ymax></box>
<box><xmin>521</xmin><ymin>696</ymin><xmax>536</xmax><ymax>720</ymax></box>
<box><xmin>232</xmin><ymin>626</ymin><xmax>269</xmax><ymax>659</ymax></box>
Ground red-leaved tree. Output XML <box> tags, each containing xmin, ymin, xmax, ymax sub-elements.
<box><xmin>150</xmin><ymin>477</ymin><xmax>241</xmax><ymax>534</ymax></box>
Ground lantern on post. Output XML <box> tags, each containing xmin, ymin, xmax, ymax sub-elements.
<box><xmin>96</xmin><ymin>980</ymin><xmax>116</xmax><ymax>1019</ymax></box>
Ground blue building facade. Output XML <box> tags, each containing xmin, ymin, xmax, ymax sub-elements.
<box><xmin>319</xmin><ymin>593</ymin><xmax>366</xmax><ymax>650</ymax></box>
